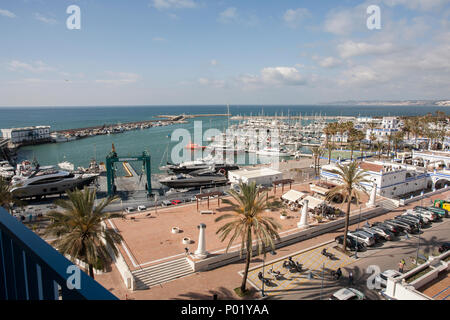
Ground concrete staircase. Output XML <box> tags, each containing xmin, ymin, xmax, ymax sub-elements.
<box><xmin>132</xmin><ymin>257</ymin><xmax>194</xmax><ymax>290</ymax></box>
<box><xmin>379</xmin><ymin>199</ymin><xmax>399</xmax><ymax>211</ymax></box>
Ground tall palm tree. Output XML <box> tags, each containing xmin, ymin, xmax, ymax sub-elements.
<box><xmin>310</xmin><ymin>146</ymin><xmax>324</xmax><ymax>176</ymax></box>
<box><xmin>325</xmin><ymin>162</ymin><xmax>370</xmax><ymax>253</ymax></box>
<box><xmin>215</xmin><ymin>182</ymin><xmax>281</xmax><ymax>294</ymax></box>
<box><xmin>369</xmin><ymin>133</ymin><xmax>377</xmax><ymax>153</ymax></box>
<box><xmin>376</xmin><ymin>140</ymin><xmax>384</xmax><ymax>160</ymax></box>
<box><xmin>0</xmin><ymin>177</ymin><xmax>22</xmax><ymax>213</ymax></box>
<box><xmin>392</xmin><ymin>131</ymin><xmax>404</xmax><ymax>159</ymax></box>
<box><xmin>325</xmin><ymin>140</ymin><xmax>334</xmax><ymax>164</ymax></box>
<box><xmin>44</xmin><ymin>187</ymin><xmax>123</xmax><ymax>279</ymax></box>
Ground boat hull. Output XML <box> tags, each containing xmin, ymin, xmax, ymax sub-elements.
<box><xmin>11</xmin><ymin>175</ymin><xmax>98</xmax><ymax>199</ymax></box>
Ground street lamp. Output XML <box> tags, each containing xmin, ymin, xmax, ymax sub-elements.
<box><xmin>354</xmin><ymin>205</ymin><xmax>362</xmax><ymax>259</ymax></box>
<box><xmin>415</xmin><ymin>198</ymin><xmax>423</xmax><ymax>265</ymax></box>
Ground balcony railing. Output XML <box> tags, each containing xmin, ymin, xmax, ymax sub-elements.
<box><xmin>0</xmin><ymin>207</ymin><xmax>118</xmax><ymax>300</ymax></box>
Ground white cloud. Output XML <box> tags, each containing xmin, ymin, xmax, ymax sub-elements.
<box><xmin>318</xmin><ymin>57</ymin><xmax>342</xmax><ymax>68</ymax></box>
<box><xmin>210</xmin><ymin>59</ymin><xmax>218</xmax><ymax>66</ymax></box>
<box><xmin>323</xmin><ymin>5</ymin><xmax>367</xmax><ymax>36</ymax></box>
<box><xmin>237</xmin><ymin>66</ymin><xmax>307</xmax><ymax>87</ymax></box>
<box><xmin>151</xmin><ymin>0</ymin><xmax>197</xmax><ymax>10</ymax></box>
<box><xmin>283</xmin><ymin>8</ymin><xmax>310</xmax><ymax>28</ymax></box>
<box><xmin>34</xmin><ymin>13</ymin><xmax>57</xmax><ymax>24</ymax></box>
<box><xmin>218</xmin><ymin>7</ymin><xmax>238</xmax><ymax>23</ymax></box>
<box><xmin>198</xmin><ymin>78</ymin><xmax>225</xmax><ymax>88</ymax></box>
<box><xmin>0</xmin><ymin>9</ymin><xmax>16</xmax><ymax>18</ymax></box>
<box><xmin>96</xmin><ymin>72</ymin><xmax>140</xmax><ymax>85</ymax></box>
<box><xmin>8</xmin><ymin>60</ymin><xmax>55</xmax><ymax>73</ymax></box>
<box><xmin>337</xmin><ymin>41</ymin><xmax>398</xmax><ymax>58</ymax></box>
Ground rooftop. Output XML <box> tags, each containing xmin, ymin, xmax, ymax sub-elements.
<box><xmin>228</xmin><ymin>167</ymin><xmax>282</xmax><ymax>179</ymax></box>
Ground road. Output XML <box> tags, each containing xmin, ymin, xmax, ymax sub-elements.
<box><xmin>269</xmin><ymin>217</ymin><xmax>450</xmax><ymax>300</ymax></box>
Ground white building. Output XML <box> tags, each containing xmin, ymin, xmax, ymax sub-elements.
<box><xmin>228</xmin><ymin>167</ymin><xmax>283</xmax><ymax>186</ymax></box>
<box><xmin>0</xmin><ymin>126</ymin><xmax>51</xmax><ymax>145</ymax></box>
<box><xmin>320</xmin><ymin>160</ymin><xmax>429</xmax><ymax>199</ymax></box>
<box><xmin>365</xmin><ymin>117</ymin><xmax>402</xmax><ymax>142</ymax></box>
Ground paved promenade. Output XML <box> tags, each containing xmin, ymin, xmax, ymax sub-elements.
<box><xmin>95</xmin><ymin>188</ymin><xmax>450</xmax><ymax>300</ymax></box>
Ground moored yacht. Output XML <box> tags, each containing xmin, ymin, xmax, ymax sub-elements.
<box><xmin>10</xmin><ymin>168</ymin><xmax>98</xmax><ymax>199</ymax></box>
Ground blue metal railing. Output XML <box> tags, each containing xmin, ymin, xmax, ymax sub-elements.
<box><xmin>0</xmin><ymin>207</ymin><xmax>118</xmax><ymax>300</ymax></box>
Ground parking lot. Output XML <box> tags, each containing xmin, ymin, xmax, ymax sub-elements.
<box><xmin>264</xmin><ymin>208</ymin><xmax>450</xmax><ymax>300</ymax></box>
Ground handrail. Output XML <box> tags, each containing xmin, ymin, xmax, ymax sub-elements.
<box><xmin>0</xmin><ymin>207</ymin><xmax>118</xmax><ymax>300</ymax></box>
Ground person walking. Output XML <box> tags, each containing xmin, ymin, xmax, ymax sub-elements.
<box><xmin>398</xmin><ymin>260</ymin><xmax>405</xmax><ymax>273</ymax></box>
<box><xmin>185</xmin><ymin>247</ymin><xmax>189</xmax><ymax>256</ymax></box>
<box><xmin>348</xmin><ymin>271</ymin><xmax>354</xmax><ymax>285</ymax></box>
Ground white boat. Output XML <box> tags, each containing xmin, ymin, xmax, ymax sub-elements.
<box><xmin>10</xmin><ymin>168</ymin><xmax>99</xmax><ymax>199</ymax></box>
<box><xmin>256</xmin><ymin>147</ymin><xmax>291</xmax><ymax>157</ymax></box>
<box><xmin>58</xmin><ymin>161</ymin><xmax>75</xmax><ymax>171</ymax></box>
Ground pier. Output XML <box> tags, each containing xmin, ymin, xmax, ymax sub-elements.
<box><xmin>156</xmin><ymin>114</ymin><xmax>230</xmax><ymax>120</ymax></box>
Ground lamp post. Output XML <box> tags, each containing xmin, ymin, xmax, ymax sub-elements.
<box><xmin>354</xmin><ymin>205</ymin><xmax>362</xmax><ymax>258</ymax></box>
<box><xmin>416</xmin><ymin>198</ymin><xmax>423</xmax><ymax>265</ymax></box>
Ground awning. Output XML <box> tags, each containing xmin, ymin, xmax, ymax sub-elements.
<box><xmin>300</xmin><ymin>195</ymin><xmax>325</xmax><ymax>210</ymax></box>
<box><xmin>281</xmin><ymin>190</ymin><xmax>306</xmax><ymax>203</ymax></box>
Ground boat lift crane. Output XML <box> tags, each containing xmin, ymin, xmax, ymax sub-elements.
<box><xmin>105</xmin><ymin>144</ymin><xmax>152</xmax><ymax>197</ymax></box>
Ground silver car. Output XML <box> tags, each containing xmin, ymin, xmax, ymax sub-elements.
<box><xmin>348</xmin><ymin>231</ymin><xmax>375</xmax><ymax>247</ymax></box>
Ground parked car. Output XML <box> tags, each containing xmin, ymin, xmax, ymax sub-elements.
<box><xmin>402</xmin><ymin>213</ymin><xmax>430</xmax><ymax>225</ymax></box>
<box><xmin>374</xmin><ymin>269</ymin><xmax>403</xmax><ymax>289</ymax></box>
<box><xmin>412</xmin><ymin>207</ymin><xmax>438</xmax><ymax>222</ymax></box>
<box><xmin>438</xmin><ymin>242</ymin><xmax>450</xmax><ymax>253</ymax></box>
<box><xmin>137</xmin><ymin>205</ymin><xmax>147</xmax><ymax>211</ymax></box>
<box><xmin>384</xmin><ymin>219</ymin><xmax>413</xmax><ymax>233</ymax></box>
<box><xmin>125</xmin><ymin>207</ymin><xmax>136</xmax><ymax>213</ymax></box>
<box><xmin>171</xmin><ymin>199</ymin><xmax>182</xmax><ymax>205</ymax></box>
<box><xmin>363</xmin><ymin>226</ymin><xmax>394</xmax><ymax>241</ymax></box>
<box><xmin>348</xmin><ymin>231</ymin><xmax>375</xmax><ymax>247</ymax></box>
<box><xmin>372</xmin><ymin>221</ymin><xmax>400</xmax><ymax>235</ymax></box>
<box><xmin>161</xmin><ymin>200</ymin><xmax>173</xmax><ymax>207</ymax></box>
<box><xmin>398</xmin><ymin>214</ymin><xmax>423</xmax><ymax>227</ymax></box>
<box><xmin>424</xmin><ymin>206</ymin><xmax>448</xmax><ymax>218</ymax></box>
<box><xmin>334</xmin><ymin>235</ymin><xmax>365</xmax><ymax>251</ymax></box>
<box><xmin>356</xmin><ymin>228</ymin><xmax>382</xmax><ymax>242</ymax></box>
<box><xmin>394</xmin><ymin>216</ymin><xmax>420</xmax><ymax>230</ymax></box>
<box><xmin>329</xmin><ymin>288</ymin><xmax>365</xmax><ymax>300</ymax></box>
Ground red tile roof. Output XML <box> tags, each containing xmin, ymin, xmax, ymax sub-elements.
<box><xmin>359</xmin><ymin>162</ymin><xmax>384</xmax><ymax>172</ymax></box>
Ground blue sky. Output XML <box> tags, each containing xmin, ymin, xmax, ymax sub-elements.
<box><xmin>0</xmin><ymin>0</ymin><xmax>449</xmax><ymax>106</ymax></box>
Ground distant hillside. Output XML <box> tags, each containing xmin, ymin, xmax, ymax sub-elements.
<box><xmin>324</xmin><ymin>100</ymin><xmax>450</xmax><ymax>106</ymax></box>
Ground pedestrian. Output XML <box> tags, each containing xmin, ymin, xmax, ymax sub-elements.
<box><xmin>348</xmin><ymin>271</ymin><xmax>354</xmax><ymax>285</ymax></box>
<box><xmin>184</xmin><ymin>247</ymin><xmax>189</xmax><ymax>256</ymax></box>
<box><xmin>398</xmin><ymin>260</ymin><xmax>405</xmax><ymax>273</ymax></box>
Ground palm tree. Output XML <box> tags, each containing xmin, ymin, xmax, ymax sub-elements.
<box><xmin>0</xmin><ymin>177</ymin><xmax>22</xmax><ymax>213</ymax></box>
<box><xmin>392</xmin><ymin>131</ymin><xmax>404</xmax><ymax>158</ymax></box>
<box><xmin>369</xmin><ymin>133</ymin><xmax>377</xmax><ymax>153</ymax></box>
<box><xmin>376</xmin><ymin>141</ymin><xmax>384</xmax><ymax>160</ymax></box>
<box><xmin>215</xmin><ymin>182</ymin><xmax>281</xmax><ymax>294</ymax></box>
<box><xmin>310</xmin><ymin>146</ymin><xmax>324</xmax><ymax>176</ymax></box>
<box><xmin>44</xmin><ymin>187</ymin><xmax>123</xmax><ymax>279</ymax></box>
<box><xmin>325</xmin><ymin>140</ymin><xmax>334</xmax><ymax>164</ymax></box>
<box><xmin>325</xmin><ymin>162</ymin><xmax>370</xmax><ymax>253</ymax></box>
